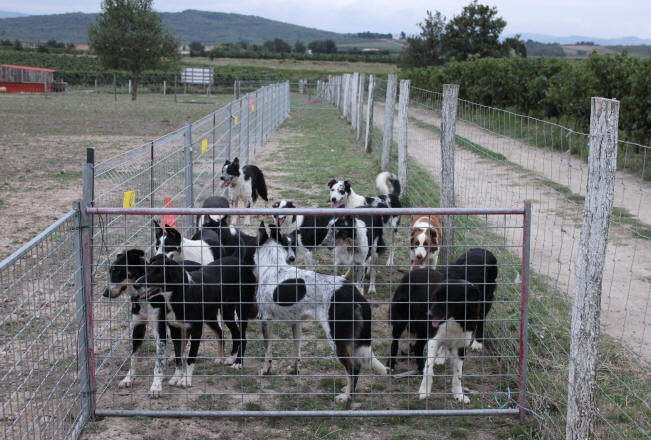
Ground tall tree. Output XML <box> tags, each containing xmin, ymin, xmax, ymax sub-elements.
<box><xmin>443</xmin><ymin>0</ymin><xmax>506</xmax><ymax>60</ymax></box>
<box><xmin>88</xmin><ymin>0</ymin><xmax>179</xmax><ymax>100</ymax></box>
<box><xmin>401</xmin><ymin>10</ymin><xmax>446</xmax><ymax>67</ymax></box>
<box><xmin>294</xmin><ymin>40</ymin><xmax>306</xmax><ymax>54</ymax></box>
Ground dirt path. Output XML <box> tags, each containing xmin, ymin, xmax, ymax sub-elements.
<box><xmin>372</xmin><ymin>102</ymin><xmax>650</xmax><ymax>361</ymax></box>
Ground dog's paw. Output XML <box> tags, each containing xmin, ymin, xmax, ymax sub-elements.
<box><xmin>230</xmin><ymin>362</ymin><xmax>242</xmax><ymax>370</ymax></box>
<box><xmin>285</xmin><ymin>363</ymin><xmax>300</xmax><ymax>375</ymax></box>
<box><xmin>470</xmin><ymin>340</ymin><xmax>484</xmax><ymax>351</ymax></box>
<box><xmin>335</xmin><ymin>393</ymin><xmax>351</xmax><ymax>403</ymax></box>
<box><xmin>224</xmin><ymin>354</ymin><xmax>237</xmax><ymax>366</ymax></box>
<box><xmin>433</xmin><ymin>356</ymin><xmax>446</xmax><ymax>366</ymax></box>
<box><xmin>367</xmin><ymin>287</ymin><xmax>376</xmax><ymax>295</ymax></box>
<box><xmin>178</xmin><ymin>375</ymin><xmax>192</xmax><ymax>388</ymax></box>
<box><xmin>418</xmin><ymin>392</ymin><xmax>429</xmax><ymax>400</ymax></box>
<box><xmin>118</xmin><ymin>376</ymin><xmax>133</xmax><ymax>388</ymax></box>
<box><xmin>149</xmin><ymin>382</ymin><xmax>162</xmax><ymax>398</ymax></box>
<box><xmin>454</xmin><ymin>393</ymin><xmax>470</xmax><ymax>404</ymax></box>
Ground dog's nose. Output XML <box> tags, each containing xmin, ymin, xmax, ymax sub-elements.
<box><xmin>331</xmin><ymin>197</ymin><xmax>336</xmax><ymax>202</ymax></box>
<box><xmin>288</xmin><ymin>255</ymin><xmax>296</xmax><ymax>263</ymax></box>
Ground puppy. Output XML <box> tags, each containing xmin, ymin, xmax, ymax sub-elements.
<box><xmin>410</xmin><ymin>215</ymin><xmax>443</xmax><ymax>268</ymax></box>
<box><xmin>327</xmin><ymin>171</ymin><xmax>401</xmax><ymax>265</ymax></box>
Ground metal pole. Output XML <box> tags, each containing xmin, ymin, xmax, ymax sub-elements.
<box><xmin>227</xmin><ymin>101</ymin><xmax>233</xmax><ymax>159</ymax></box>
<box><xmin>518</xmin><ymin>201</ymin><xmax>531</xmax><ymax>419</ymax></box>
<box><xmin>212</xmin><ymin>112</ymin><xmax>216</xmax><ymax>194</ymax></box>
<box><xmin>150</xmin><ymin>141</ymin><xmax>155</xmax><ymax>244</ymax></box>
<box><xmin>440</xmin><ymin>84</ymin><xmax>459</xmax><ymax>266</ymax></box>
<box><xmin>364</xmin><ymin>74</ymin><xmax>375</xmax><ymax>153</ymax></box>
<box><xmin>174</xmin><ymin>74</ymin><xmax>177</xmax><ymax>103</ymax></box>
<box><xmin>113</xmin><ymin>73</ymin><xmax>116</xmax><ymax>101</ymax></box>
<box><xmin>184</xmin><ymin>122</ymin><xmax>194</xmax><ymax>232</ymax></box>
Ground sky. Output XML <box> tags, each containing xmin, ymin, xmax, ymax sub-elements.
<box><xmin>1</xmin><ymin>0</ymin><xmax>649</xmax><ymax>39</ymax></box>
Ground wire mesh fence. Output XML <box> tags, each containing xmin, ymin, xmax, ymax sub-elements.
<box><xmin>0</xmin><ymin>81</ymin><xmax>290</xmax><ymax>440</ymax></box>
<box><xmin>0</xmin><ymin>210</ymin><xmax>90</xmax><ymax>440</ymax></box>
<box><xmin>84</xmin><ymin>206</ymin><xmax>529</xmax><ymax>417</ymax></box>
<box><xmin>319</xmin><ymin>74</ymin><xmax>649</xmax><ymax>439</ymax></box>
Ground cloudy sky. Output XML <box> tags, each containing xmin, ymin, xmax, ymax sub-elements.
<box><xmin>2</xmin><ymin>0</ymin><xmax>649</xmax><ymax>39</ymax></box>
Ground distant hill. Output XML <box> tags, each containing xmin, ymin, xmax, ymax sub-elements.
<box><xmin>0</xmin><ymin>11</ymin><xmax>28</xmax><ymax>18</ymax></box>
<box><xmin>510</xmin><ymin>33</ymin><xmax>651</xmax><ymax>46</ymax></box>
<box><xmin>0</xmin><ymin>9</ymin><xmax>346</xmax><ymax>44</ymax></box>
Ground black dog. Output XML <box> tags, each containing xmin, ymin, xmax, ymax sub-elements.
<box><xmin>196</xmin><ymin>196</ymin><xmax>230</xmax><ymax>230</ymax></box>
<box><xmin>387</xmin><ymin>248</ymin><xmax>497</xmax><ymax>372</ymax></box>
<box><xmin>418</xmin><ymin>279</ymin><xmax>482</xmax><ymax>403</ymax></box>
<box><xmin>134</xmin><ymin>254</ymin><xmax>257</xmax><ymax>395</ymax></box>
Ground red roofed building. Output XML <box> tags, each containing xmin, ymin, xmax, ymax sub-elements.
<box><xmin>0</xmin><ymin>64</ymin><xmax>57</xmax><ymax>93</ymax></box>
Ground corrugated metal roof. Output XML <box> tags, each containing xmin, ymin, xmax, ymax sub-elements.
<box><xmin>0</xmin><ymin>64</ymin><xmax>57</xmax><ymax>72</ymax></box>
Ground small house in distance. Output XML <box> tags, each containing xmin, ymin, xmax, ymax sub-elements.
<box><xmin>0</xmin><ymin>64</ymin><xmax>56</xmax><ymax>93</ymax></box>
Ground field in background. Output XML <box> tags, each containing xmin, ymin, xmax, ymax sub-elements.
<box><xmin>0</xmin><ymin>92</ymin><xmax>232</xmax><ymax>258</ymax></box>
<box><xmin>335</xmin><ymin>38</ymin><xmax>408</xmax><ymax>53</ymax></box>
<box><xmin>184</xmin><ymin>56</ymin><xmax>398</xmax><ymax>75</ymax></box>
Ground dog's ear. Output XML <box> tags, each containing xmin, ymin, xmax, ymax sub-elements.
<box><xmin>232</xmin><ymin>157</ymin><xmax>239</xmax><ymax>167</ymax></box>
<box><xmin>153</xmin><ymin>220</ymin><xmax>163</xmax><ymax>238</ymax></box>
<box><xmin>224</xmin><ymin>159</ymin><xmax>230</xmax><ymax>165</ymax></box>
<box><xmin>166</xmin><ymin>226</ymin><xmax>180</xmax><ymax>239</ymax></box>
<box><xmin>286</xmin><ymin>201</ymin><xmax>295</xmax><ymax>208</ymax></box>
<box><xmin>344</xmin><ymin>180</ymin><xmax>351</xmax><ymax>192</ymax></box>
<box><xmin>327</xmin><ymin>179</ymin><xmax>337</xmax><ymax>189</ymax></box>
<box><xmin>257</xmin><ymin>221</ymin><xmax>268</xmax><ymax>245</ymax></box>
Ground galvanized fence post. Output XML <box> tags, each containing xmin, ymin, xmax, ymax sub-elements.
<box><xmin>227</xmin><ymin>101</ymin><xmax>233</xmax><ymax>160</ymax></box>
<box><xmin>184</xmin><ymin>122</ymin><xmax>194</xmax><ymax>231</ymax></box>
<box><xmin>381</xmin><ymin>73</ymin><xmax>398</xmax><ymax>171</ymax></box>
<box><xmin>365</xmin><ymin>74</ymin><xmax>375</xmax><ymax>153</ymax></box>
<box><xmin>518</xmin><ymin>200</ymin><xmax>532</xmax><ymax>419</ymax></box>
<box><xmin>397</xmin><ymin>79</ymin><xmax>410</xmax><ymax>195</ymax></box>
<box><xmin>212</xmin><ymin>112</ymin><xmax>216</xmax><ymax>194</ymax></box>
<box><xmin>565</xmin><ymin>98</ymin><xmax>619</xmax><ymax>440</ymax></box>
<box><xmin>440</xmin><ymin>84</ymin><xmax>459</xmax><ymax>265</ymax></box>
<box><xmin>356</xmin><ymin>73</ymin><xmax>365</xmax><ymax>141</ymax></box>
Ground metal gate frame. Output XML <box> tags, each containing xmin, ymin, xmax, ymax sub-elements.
<box><xmin>81</xmin><ymin>204</ymin><xmax>531</xmax><ymax>419</ymax></box>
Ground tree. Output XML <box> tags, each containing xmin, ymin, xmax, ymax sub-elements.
<box><xmin>13</xmin><ymin>39</ymin><xmax>22</xmax><ymax>51</ymax></box>
<box><xmin>189</xmin><ymin>41</ymin><xmax>205</xmax><ymax>55</ymax></box>
<box><xmin>308</xmin><ymin>39</ymin><xmax>337</xmax><ymax>54</ymax></box>
<box><xmin>263</xmin><ymin>38</ymin><xmax>291</xmax><ymax>53</ymax></box>
<box><xmin>294</xmin><ymin>40</ymin><xmax>306</xmax><ymax>54</ymax></box>
<box><xmin>401</xmin><ymin>10</ymin><xmax>447</xmax><ymax>67</ymax></box>
<box><xmin>443</xmin><ymin>1</ymin><xmax>506</xmax><ymax>60</ymax></box>
<box><xmin>88</xmin><ymin>0</ymin><xmax>179</xmax><ymax>101</ymax></box>
<box><xmin>503</xmin><ymin>35</ymin><xmax>527</xmax><ymax>57</ymax></box>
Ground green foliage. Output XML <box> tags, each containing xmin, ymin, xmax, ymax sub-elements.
<box><xmin>401</xmin><ymin>1</ymin><xmax>523</xmax><ymax>67</ymax></box>
<box><xmin>294</xmin><ymin>40</ymin><xmax>306</xmax><ymax>54</ymax></box>
<box><xmin>404</xmin><ymin>52</ymin><xmax>650</xmax><ymax>146</ymax></box>
<box><xmin>308</xmin><ymin>39</ymin><xmax>337</xmax><ymax>54</ymax></box>
<box><xmin>443</xmin><ymin>0</ymin><xmax>506</xmax><ymax>60</ymax></box>
<box><xmin>188</xmin><ymin>41</ymin><xmax>204</xmax><ymax>52</ymax></box>
<box><xmin>263</xmin><ymin>38</ymin><xmax>292</xmax><ymax>53</ymax></box>
<box><xmin>88</xmin><ymin>0</ymin><xmax>179</xmax><ymax>100</ymax></box>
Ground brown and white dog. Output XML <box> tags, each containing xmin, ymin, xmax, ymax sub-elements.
<box><xmin>409</xmin><ymin>215</ymin><xmax>443</xmax><ymax>268</ymax></box>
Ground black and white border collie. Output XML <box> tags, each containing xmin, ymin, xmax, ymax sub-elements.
<box><xmin>104</xmin><ymin>249</ymin><xmax>196</xmax><ymax>397</ymax></box>
<box><xmin>196</xmin><ymin>196</ymin><xmax>230</xmax><ymax>230</ymax></box>
<box><xmin>254</xmin><ymin>222</ymin><xmax>386</xmax><ymax>403</ymax></box>
<box><xmin>327</xmin><ymin>171</ymin><xmax>401</xmax><ymax>265</ymax></box>
<box><xmin>153</xmin><ymin>220</ymin><xmax>217</xmax><ymax>265</ymax></box>
<box><xmin>321</xmin><ymin>213</ymin><xmax>385</xmax><ymax>295</ymax></box>
<box><xmin>134</xmin><ymin>254</ymin><xmax>258</xmax><ymax>394</ymax></box>
<box><xmin>418</xmin><ymin>279</ymin><xmax>482</xmax><ymax>404</ymax></box>
<box><xmin>387</xmin><ymin>248</ymin><xmax>497</xmax><ymax>375</ymax></box>
<box><xmin>220</xmin><ymin>158</ymin><xmax>268</xmax><ymax>222</ymax></box>
<box><xmin>272</xmin><ymin>199</ymin><xmax>333</xmax><ymax>267</ymax></box>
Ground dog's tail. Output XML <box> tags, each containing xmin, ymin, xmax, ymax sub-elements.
<box><xmin>375</xmin><ymin>171</ymin><xmax>401</xmax><ymax>198</ymax></box>
<box><xmin>251</xmin><ymin>167</ymin><xmax>268</xmax><ymax>202</ymax></box>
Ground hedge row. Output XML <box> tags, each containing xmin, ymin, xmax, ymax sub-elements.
<box><xmin>404</xmin><ymin>53</ymin><xmax>650</xmax><ymax>145</ymax></box>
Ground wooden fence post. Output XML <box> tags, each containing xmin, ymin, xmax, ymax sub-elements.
<box><xmin>343</xmin><ymin>74</ymin><xmax>351</xmax><ymax>120</ymax></box>
<box><xmin>439</xmin><ymin>84</ymin><xmax>459</xmax><ymax>266</ymax></box>
<box><xmin>351</xmin><ymin>72</ymin><xmax>359</xmax><ymax>128</ymax></box>
<box><xmin>381</xmin><ymin>73</ymin><xmax>398</xmax><ymax>170</ymax></box>
<box><xmin>397</xmin><ymin>79</ymin><xmax>410</xmax><ymax>194</ymax></box>
<box><xmin>565</xmin><ymin>97</ymin><xmax>619</xmax><ymax>440</ymax></box>
<box><xmin>356</xmin><ymin>73</ymin><xmax>365</xmax><ymax>141</ymax></box>
<box><xmin>364</xmin><ymin>75</ymin><xmax>376</xmax><ymax>152</ymax></box>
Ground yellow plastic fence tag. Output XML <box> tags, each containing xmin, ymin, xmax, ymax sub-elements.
<box><xmin>252</xmin><ymin>104</ymin><xmax>255</xmax><ymax>112</ymax></box>
<box><xmin>201</xmin><ymin>139</ymin><xmax>208</xmax><ymax>153</ymax></box>
<box><xmin>264</xmin><ymin>97</ymin><xmax>268</xmax><ymax>103</ymax></box>
<box><xmin>234</xmin><ymin>115</ymin><xmax>238</xmax><ymax>125</ymax></box>
<box><xmin>122</xmin><ymin>190</ymin><xmax>136</xmax><ymax>208</ymax></box>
